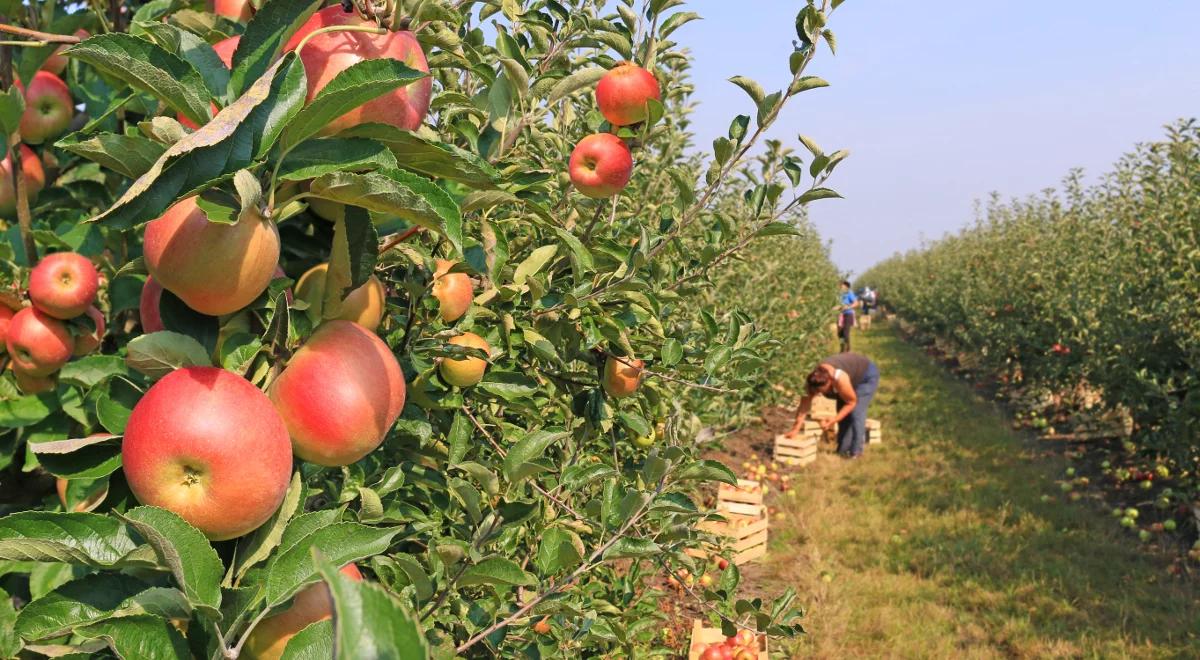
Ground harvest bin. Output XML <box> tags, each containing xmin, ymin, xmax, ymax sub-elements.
<box><xmin>867</xmin><ymin>418</ymin><xmax>883</xmax><ymax>445</ymax></box>
<box><xmin>687</xmin><ymin>620</ymin><xmax>769</xmax><ymax>660</ymax></box>
<box><xmin>690</xmin><ymin>479</ymin><xmax>769</xmax><ymax>565</ymax></box>
<box><xmin>717</xmin><ymin>479</ymin><xmax>764</xmax><ymax>515</ymax></box>
<box><xmin>774</xmin><ymin>433</ymin><xmax>817</xmax><ymax>466</ymax></box>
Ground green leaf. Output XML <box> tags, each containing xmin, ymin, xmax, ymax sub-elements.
<box><xmin>659</xmin><ymin>11</ymin><xmax>701</xmax><ymax>38</ymax></box>
<box><xmin>118</xmin><ymin>507</ymin><xmax>223</xmax><ymax>618</ymax></box>
<box><xmin>0</xmin><ymin>87</ymin><xmax>24</xmax><ymax>137</ymax></box>
<box><xmin>316</xmin><ymin>552</ymin><xmax>428</xmax><ymax>659</ymax></box>
<box><xmin>447</xmin><ymin>412</ymin><xmax>471</xmax><ymax>465</ymax></box>
<box><xmin>323</xmin><ymin>207</ymin><xmax>378</xmax><ymax>319</ymax></box>
<box><xmin>545</xmin><ymin>67</ymin><xmax>605</xmax><ymax>103</ymax></box>
<box><xmin>0</xmin><ymin>512</ymin><xmax>147</xmax><ymax>568</ymax></box>
<box><xmin>281</xmin><ymin>58</ymin><xmax>427</xmax><ymax>149</ymax></box>
<box><xmin>228</xmin><ymin>0</ymin><xmax>321</xmax><ymax>96</ymax></box>
<box><xmin>756</xmin><ymin>222</ymin><xmax>803</xmax><ymax>238</ymax></box>
<box><xmin>265</xmin><ymin>523</ymin><xmax>401</xmax><ymax>606</ymax></box>
<box><xmin>136</xmin><ymin>22</ymin><xmax>232</xmax><ymax>101</ymax></box>
<box><xmin>727</xmin><ymin>75</ymin><xmax>766</xmax><ymax>107</ymax></box>
<box><xmin>677</xmin><ymin>459</ymin><xmax>737</xmax><ymax>485</ymax></box>
<box><xmin>513</xmin><ymin>244</ymin><xmax>558</xmax><ymax>286</ymax></box>
<box><xmin>756</xmin><ymin>91</ymin><xmax>782</xmax><ymax>126</ymax></box>
<box><xmin>790</xmin><ymin>75</ymin><xmax>830</xmax><ymax>94</ymax></box>
<box><xmin>502</xmin><ymin>429</ymin><xmax>568</xmax><ymax>483</ymax></box>
<box><xmin>457</xmin><ymin>556</ymin><xmax>536</xmax><ymax>587</ymax></box>
<box><xmin>0</xmin><ymin>587</ymin><xmax>20</xmax><ymax>659</ymax></box>
<box><xmin>76</xmin><ymin>614</ymin><xmax>191</xmax><ymax>660</ymax></box>
<box><xmin>30</xmin><ymin>433</ymin><xmax>122</xmax><ymax>481</ymax></box>
<box><xmin>16</xmin><ymin>573</ymin><xmax>189</xmax><ymax>642</ymax></box>
<box><xmin>233</xmin><ymin>472</ymin><xmax>303</xmax><ymax>583</ymax></box>
<box><xmin>281</xmin><ymin>620</ymin><xmax>333</xmax><ymax>660</ymax></box>
<box><xmin>602</xmin><ymin>537</ymin><xmax>660</xmax><ymax>559</ymax></box>
<box><xmin>56</xmin><ymin>132</ymin><xmax>167</xmax><ymax>179</ymax></box>
<box><xmin>798</xmin><ymin>134</ymin><xmax>823</xmax><ymax>158</ymax></box>
<box><xmin>308</xmin><ymin>168</ymin><xmax>462</xmax><ymax>253</ymax></box>
<box><xmin>0</xmin><ymin>393</ymin><xmax>58</xmax><ymax>429</ymax></box>
<box><xmin>534</xmin><ymin>527</ymin><xmax>582</xmax><ymax>575</ymax></box>
<box><xmin>796</xmin><ymin>187</ymin><xmax>842</xmax><ymax>204</ymax></box>
<box><xmin>340</xmin><ymin>124</ymin><xmax>500</xmax><ymax>188</ymax></box>
<box><xmin>65</xmin><ymin>33</ymin><xmax>212</xmax><ymax>125</ymax></box>
<box><xmin>57</xmin><ymin>355</ymin><xmax>127</xmax><ymax>389</ymax></box>
<box><xmin>125</xmin><ymin>331</ymin><xmax>211</xmax><ymax>379</ymax></box>
<box><xmin>274</xmin><ymin>137</ymin><xmax>398</xmax><ymax>181</ymax></box>
<box><xmin>660</xmin><ymin>338</ymin><xmax>683</xmax><ymax>366</ymax></box>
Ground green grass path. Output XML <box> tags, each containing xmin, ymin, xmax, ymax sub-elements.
<box><xmin>753</xmin><ymin>323</ymin><xmax>1200</xmax><ymax>658</ymax></box>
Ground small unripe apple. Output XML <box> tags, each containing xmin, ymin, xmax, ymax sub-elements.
<box><xmin>632</xmin><ymin>428</ymin><xmax>656</xmax><ymax>449</ymax></box>
<box><xmin>122</xmin><ymin>367</ymin><xmax>293</xmax><ymax>540</ymax></box>
<box><xmin>698</xmin><ymin>573</ymin><xmax>713</xmax><ymax>587</ymax></box>
<box><xmin>0</xmin><ymin>145</ymin><xmax>46</xmax><ymax>217</ymax></box>
<box><xmin>5</xmin><ymin>307</ymin><xmax>72</xmax><ymax>377</ymax></box>
<box><xmin>294</xmin><ymin>263</ymin><xmax>386</xmax><ymax>331</ymax></box>
<box><xmin>440</xmin><ymin>332</ymin><xmax>490</xmax><ymax>387</ymax></box>
<box><xmin>72</xmin><ymin>306</ymin><xmax>106</xmax><ymax>356</ymax></box>
<box><xmin>569</xmin><ymin>133</ymin><xmax>633</xmax><ymax>198</ymax></box>
<box><xmin>1163</xmin><ymin>519</ymin><xmax>1177</xmax><ymax>532</ymax></box>
<box><xmin>716</xmin><ymin>557</ymin><xmax>729</xmax><ymax>570</ymax></box>
<box><xmin>18</xmin><ymin>71</ymin><xmax>74</xmax><ymax>145</ymax></box>
<box><xmin>269</xmin><ymin>321</ymin><xmax>406</xmax><ymax>467</ymax></box>
<box><xmin>245</xmin><ymin>564</ymin><xmax>363</xmax><ymax>659</ymax></box>
<box><xmin>14</xmin><ymin>367</ymin><xmax>55</xmax><ymax>394</ymax></box>
<box><xmin>595</xmin><ymin>62</ymin><xmax>661</xmax><ymax>126</ymax></box>
<box><xmin>602</xmin><ymin>356</ymin><xmax>643</xmax><ymax>399</ymax></box>
<box><xmin>431</xmin><ymin>259</ymin><xmax>473</xmax><ymax>323</ymax></box>
<box><xmin>28</xmin><ymin>251</ymin><xmax>100</xmax><ymax>319</ymax></box>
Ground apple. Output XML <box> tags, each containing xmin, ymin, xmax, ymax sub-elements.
<box><xmin>211</xmin><ymin>0</ymin><xmax>253</xmax><ymax>21</ymax></box>
<box><xmin>716</xmin><ymin>557</ymin><xmax>729</xmax><ymax>570</ymax></box>
<box><xmin>5</xmin><ymin>307</ymin><xmax>72</xmax><ymax>377</ymax></box>
<box><xmin>121</xmin><ymin>366</ymin><xmax>293</xmax><ymax>540</ymax></box>
<box><xmin>440</xmin><ymin>332</ymin><xmax>490</xmax><ymax>387</ymax></box>
<box><xmin>269</xmin><ymin>321</ymin><xmax>405</xmax><ymax>467</ymax></box>
<box><xmin>569</xmin><ymin>133</ymin><xmax>632</xmax><ymax>198</ymax></box>
<box><xmin>0</xmin><ymin>144</ymin><xmax>47</xmax><ymax>217</ymax></box>
<box><xmin>431</xmin><ymin>259</ymin><xmax>473</xmax><ymax>323</ymax></box>
<box><xmin>285</xmin><ymin>6</ymin><xmax>433</xmax><ymax>135</ymax></box>
<box><xmin>699</xmin><ymin>573</ymin><xmax>713</xmax><ymax>587</ymax></box>
<box><xmin>14</xmin><ymin>368</ymin><xmax>55</xmax><ymax>394</ymax></box>
<box><xmin>1163</xmin><ymin>519</ymin><xmax>1177</xmax><ymax>532</ymax></box>
<box><xmin>144</xmin><ymin>196</ymin><xmax>280</xmax><ymax>316</ymax></box>
<box><xmin>28</xmin><ymin>251</ymin><xmax>99</xmax><ymax>319</ymax></box>
<box><xmin>245</xmin><ymin>564</ymin><xmax>363</xmax><ymax>659</ymax></box>
<box><xmin>139</xmin><ymin>276</ymin><xmax>165</xmax><ymax>333</ymax></box>
<box><xmin>533</xmin><ymin>618</ymin><xmax>551</xmax><ymax>635</ymax></box>
<box><xmin>41</xmin><ymin>29</ymin><xmax>90</xmax><ymax>76</ymax></box>
<box><xmin>0</xmin><ymin>304</ymin><xmax>14</xmax><ymax>352</ymax></box>
<box><xmin>595</xmin><ymin>62</ymin><xmax>661</xmax><ymax>126</ymax></box>
<box><xmin>699</xmin><ymin>644</ymin><xmax>733</xmax><ymax>660</ymax></box>
<box><xmin>602</xmin><ymin>355</ymin><xmax>643</xmax><ymax>399</ymax></box>
<box><xmin>56</xmin><ymin>477</ymin><xmax>105</xmax><ymax>512</ymax></box>
<box><xmin>294</xmin><ymin>263</ymin><xmax>386</xmax><ymax>331</ymax></box>
<box><xmin>18</xmin><ymin>71</ymin><xmax>73</xmax><ymax>145</ymax></box>
<box><xmin>72</xmin><ymin>306</ymin><xmax>106</xmax><ymax>356</ymax></box>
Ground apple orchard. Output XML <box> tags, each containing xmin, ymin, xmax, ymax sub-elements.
<box><xmin>0</xmin><ymin>1</ymin><xmax>845</xmax><ymax>658</ymax></box>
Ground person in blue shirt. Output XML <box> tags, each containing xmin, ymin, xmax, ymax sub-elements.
<box><xmin>837</xmin><ymin>280</ymin><xmax>857</xmax><ymax>352</ymax></box>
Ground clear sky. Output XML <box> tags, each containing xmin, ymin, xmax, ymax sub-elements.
<box><xmin>681</xmin><ymin>1</ymin><xmax>1200</xmax><ymax>276</ymax></box>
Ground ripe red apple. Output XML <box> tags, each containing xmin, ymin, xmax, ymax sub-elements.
<box><xmin>431</xmin><ymin>259</ymin><xmax>473</xmax><ymax>323</ymax></box>
<box><xmin>72</xmin><ymin>306</ymin><xmax>105</xmax><ymax>356</ymax></box>
<box><xmin>122</xmin><ymin>367</ymin><xmax>292</xmax><ymax>540</ymax></box>
<box><xmin>245</xmin><ymin>564</ymin><xmax>362</xmax><ymax>659</ymax></box>
<box><xmin>716</xmin><ymin>557</ymin><xmax>729</xmax><ymax>570</ymax></box>
<box><xmin>211</xmin><ymin>0</ymin><xmax>253</xmax><ymax>21</ymax></box>
<box><xmin>0</xmin><ymin>145</ymin><xmax>47</xmax><ymax>217</ymax></box>
<box><xmin>699</xmin><ymin>644</ymin><xmax>733</xmax><ymax>660</ymax></box>
<box><xmin>0</xmin><ymin>304</ymin><xmax>14</xmax><ymax>352</ymax></box>
<box><xmin>139</xmin><ymin>276</ymin><xmax>165</xmax><ymax>333</ymax></box>
<box><xmin>18</xmin><ymin>71</ymin><xmax>73</xmax><ymax>145</ymax></box>
<box><xmin>596</xmin><ymin>62</ymin><xmax>661</xmax><ymax>126</ymax></box>
<box><xmin>28</xmin><ymin>251</ymin><xmax>99</xmax><ymax>319</ymax></box>
<box><xmin>285</xmin><ymin>6</ymin><xmax>432</xmax><ymax>135</ymax></box>
<box><xmin>14</xmin><ymin>367</ymin><xmax>55</xmax><ymax>394</ymax></box>
<box><xmin>439</xmin><ymin>332</ymin><xmax>490</xmax><ymax>387</ymax></box>
<box><xmin>144</xmin><ymin>196</ymin><xmax>281</xmax><ymax>316</ymax></box>
<box><xmin>5</xmin><ymin>307</ymin><xmax>73</xmax><ymax>377</ymax></box>
<box><xmin>294</xmin><ymin>263</ymin><xmax>386</xmax><ymax>331</ymax></box>
<box><xmin>569</xmin><ymin>133</ymin><xmax>633</xmax><ymax>198</ymax></box>
<box><xmin>177</xmin><ymin>36</ymin><xmax>239</xmax><ymax>130</ymax></box>
<box><xmin>602</xmin><ymin>356</ymin><xmax>643</xmax><ymax>399</ymax></box>
<box><xmin>41</xmin><ymin>29</ymin><xmax>90</xmax><ymax>76</ymax></box>
<box><xmin>268</xmin><ymin>321</ymin><xmax>405</xmax><ymax>467</ymax></box>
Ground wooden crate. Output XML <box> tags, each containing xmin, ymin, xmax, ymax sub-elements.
<box><xmin>717</xmin><ymin>479</ymin><xmax>764</xmax><ymax>516</ymax></box>
<box><xmin>866</xmin><ymin>418</ymin><xmax>883</xmax><ymax>445</ymax></box>
<box><xmin>687</xmin><ymin>620</ymin><xmax>769</xmax><ymax>660</ymax></box>
<box><xmin>697</xmin><ymin>508</ymin><xmax>768</xmax><ymax>565</ymax></box>
<box><xmin>811</xmin><ymin>394</ymin><xmax>837</xmax><ymax>419</ymax></box>
<box><xmin>774</xmin><ymin>433</ymin><xmax>817</xmax><ymax>466</ymax></box>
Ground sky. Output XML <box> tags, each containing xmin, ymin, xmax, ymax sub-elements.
<box><xmin>680</xmin><ymin>1</ymin><xmax>1200</xmax><ymax>276</ymax></box>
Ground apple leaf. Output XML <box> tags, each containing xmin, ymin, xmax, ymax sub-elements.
<box><xmin>457</xmin><ymin>556</ymin><xmax>536</xmax><ymax>588</ymax></box>
<box><xmin>64</xmin><ymin>33</ymin><xmax>212</xmax><ymax>126</ymax></box>
<box><xmin>280</xmin><ymin>620</ymin><xmax>333</xmax><ymax>660</ymax></box>
<box><xmin>136</xmin><ymin>22</ymin><xmax>232</xmax><ymax>102</ymax></box>
<box><xmin>322</xmin><ymin>207</ymin><xmax>378</xmax><ymax>320</ymax></box>
<box><xmin>280</xmin><ymin>58</ymin><xmax>427</xmax><ymax>150</ymax></box>
<box><xmin>32</xmin><ymin>434</ymin><xmax>123</xmax><ymax>480</ymax></box>
<box><xmin>501</xmin><ymin>429</ymin><xmax>568</xmax><ymax>484</ymax></box>
<box><xmin>231</xmin><ymin>472</ymin><xmax>304</xmax><ymax>584</ymax></box>
<box><xmin>229</xmin><ymin>0</ymin><xmax>321</xmax><ymax>97</ymax></box>
<box><xmin>56</xmin><ymin>355</ymin><xmax>128</xmax><ymax>389</ymax></box>
<box><xmin>340</xmin><ymin>124</ymin><xmax>500</xmax><ymax>188</ymax></box>
<box><xmin>0</xmin><ymin>512</ymin><xmax>151</xmax><ymax>568</ymax></box>
<box><xmin>118</xmin><ymin>507</ymin><xmax>224</xmax><ymax>619</ymax></box>
<box><xmin>534</xmin><ymin>527</ymin><xmax>583</xmax><ymax>576</ymax></box>
<box><xmin>75</xmin><ymin>614</ymin><xmax>191</xmax><ymax>660</ymax></box>
<box><xmin>264</xmin><ymin>523</ymin><xmax>401</xmax><ymax>606</ymax></box>
<box><xmin>602</xmin><ymin>537</ymin><xmax>661</xmax><ymax>560</ymax></box>
<box><xmin>0</xmin><ymin>87</ymin><xmax>25</xmax><ymax>138</ymax></box>
<box><xmin>125</xmin><ymin>331</ymin><xmax>212</xmax><ymax>379</ymax></box>
<box><xmin>274</xmin><ymin>137</ymin><xmax>398</xmax><ymax>181</ymax></box>
<box><xmin>315</xmin><ymin>551</ymin><xmax>428</xmax><ymax>659</ymax></box>
<box><xmin>15</xmin><ymin>573</ymin><xmax>189</xmax><ymax>641</ymax></box>
<box><xmin>0</xmin><ymin>393</ymin><xmax>59</xmax><ymax>429</ymax></box>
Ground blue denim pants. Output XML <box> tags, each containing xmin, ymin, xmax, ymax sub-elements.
<box><xmin>836</xmin><ymin>362</ymin><xmax>880</xmax><ymax>456</ymax></box>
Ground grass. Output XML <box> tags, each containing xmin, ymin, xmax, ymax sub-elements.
<box><xmin>739</xmin><ymin>323</ymin><xmax>1200</xmax><ymax>659</ymax></box>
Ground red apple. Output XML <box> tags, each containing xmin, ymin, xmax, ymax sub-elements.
<box><xmin>717</xmin><ymin>557</ymin><xmax>729</xmax><ymax>570</ymax></box>
<box><xmin>0</xmin><ymin>304</ymin><xmax>14</xmax><ymax>353</ymax></box>
<box><xmin>596</xmin><ymin>62</ymin><xmax>661</xmax><ymax>126</ymax></box>
<box><xmin>700</xmin><ymin>644</ymin><xmax>733</xmax><ymax>660</ymax></box>
<box><xmin>140</xmin><ymin>276</ymin><xmax>165</xmax><ymax>333</ymax></box>
<box><xmin>41</xmin><ymin>29</ymin><xmax>90</xmax><ymax>76</ymax></box>
<box><xmin>72</xmin><ymin>306</ymin><xmax>105</xmax><ymax>356</ymax></box>
<box><xmin>18</xmin><ymin>71</ymin><xmax>73</xmax><ymax>145</ymax></box>
<box><xmin>431</xmin><ymin>259</ymin><xmax>473</xmax><ymax>323</ymax></box>
<box><xmin>245</xmin><ymin>564</ymin><xmax>362</xmax><ymax>659</ymax></box>
<box><xmin>268</xmin><ymin>321</ymin><xmax>405</xmax><ymax>467</ymax></box>
<box><xmin>439</xmin><ymin>332</ymin><xmax>490</xmax><ymax>387</ymax></box>
<box><xmin>285</xmin><ymin>6</ymin><xmax>433</xmax><ymax>135</ymax></box>
<box><xmin>122</xmin><ymin>367</ymin><xmax>292</xmax><ymax>540</ymax></box>
<box><xmin>5</xmin><ymin>307</ymin><xmax>72</xmax><ymax>377</ymax></box>
<box><xmin>294</xmin><ymin>263</ymin><xmax>386</xmax><ymax>331</ymax></box>
<box><xmin>211</xmin><ymin>0</ymin><xmax>253</xmax><ymax>22</ymax></box>
<box><xmin>28</xmin><ymin>251</ymin><xmax>99</xmax><ymax>319</ymax></box>
<box><xmin>569</xmin><ymin>133</ymin><xmax>632</xmax><ymax>198</ymax></box>
<box><xmin>14</xmin><ymin>367</ymin><xmax>55</xmax><ymax>394</ymax></box>
<box><xmin>0</xmin><ymin>145</ymin><xmax>46</xmax><ymax>217</ymax></box>
<box><xmin>602</xmin><ymin>356</ymin><xmax>643</xmax><ymax>399</ymax></box>
<box><xmin>144</xmin><ymin>196</ymin><xmax>280</xmax><ymax>316</ymax></box>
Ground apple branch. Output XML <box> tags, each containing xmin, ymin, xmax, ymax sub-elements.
<box><xmin>0</xmin><ymin>21</ymin><xmax>83</xmax><ymax>43</ymax></box>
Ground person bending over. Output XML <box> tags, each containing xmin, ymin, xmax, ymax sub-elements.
<box><xmin>785</xmin><ymin>351</ymin><xmax>880</xmax><ymax>458</ymax></box>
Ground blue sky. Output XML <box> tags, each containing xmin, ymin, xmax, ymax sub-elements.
<box><xmin>681</xmin><ymin>1</ymin><xmax>1200</xmax><ymax>276</ymax></box>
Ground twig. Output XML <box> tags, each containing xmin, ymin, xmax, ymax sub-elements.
<box><xmin>378</xmin><ymin>225</ymin><xmax>422</xmax><ymax>254</ymax></box>
<box><xmin>0</xmin><ymin>22</ymin><xmax>83</xmax><ymax>43</ymax></box>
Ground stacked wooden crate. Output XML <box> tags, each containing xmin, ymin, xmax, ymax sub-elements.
<box><xmin>867</xmin><ymin>418</ymin><xmax>883</xmax><ymax>444</ymax></box>
<box><xmin>774</xmin><ymin>426</ymin><xmax>818</xmax><ymax>466</ymax></box>
<box><xmin>695</xmin><ymin>479</ymin><xmax>768</xmax><ymax>565</ymax></box>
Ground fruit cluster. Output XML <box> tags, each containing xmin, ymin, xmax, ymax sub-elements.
<box><xmin>693</xmin><ymin>629</ymin><xmax>763</xmax><ymax>660</ymax></box>
<box><xmin>738</xmin><ymin>455</ymin><xmax>791</xmax><ymax>495</ymax></box>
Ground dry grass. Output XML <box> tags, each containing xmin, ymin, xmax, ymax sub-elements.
<box><xmin>734</xmin><ymin>325</ymin><xmax>1200</xmax><ymax>659</ymax></box>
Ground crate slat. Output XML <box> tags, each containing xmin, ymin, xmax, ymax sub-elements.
<box><xmin>866</xmin><ymin>418</ymin><xmax>883</xmax><ymax>445</ymax></box>
<box><xmin>774</xmin><ymin>434</ymin><xmax>818</xmax><ymax>466</ymax></box>
<box><xmin>718</xmin><ymin>479</ymin><xmax>764</xmax><ymax>506</ymax></box>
